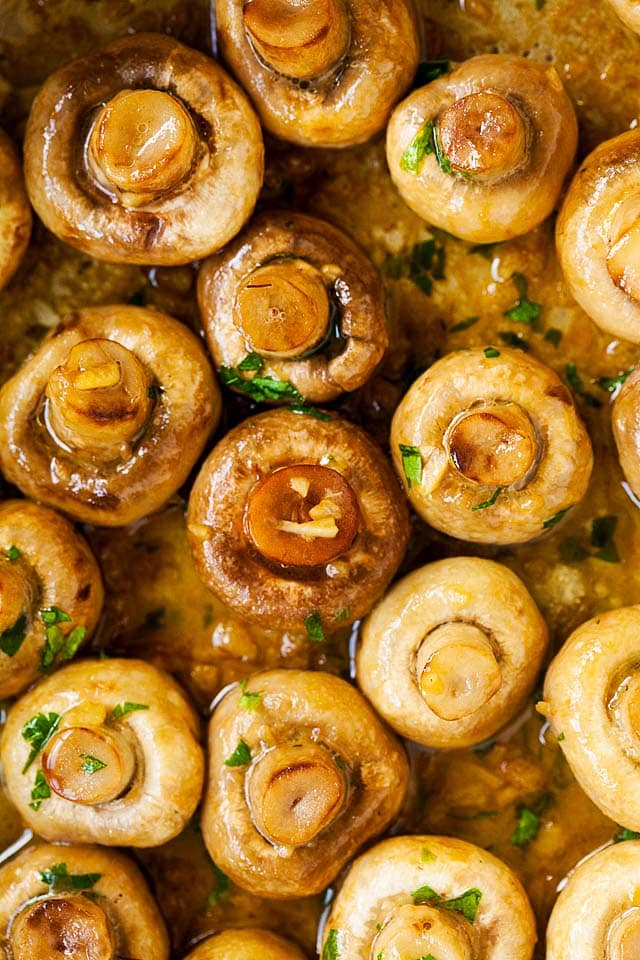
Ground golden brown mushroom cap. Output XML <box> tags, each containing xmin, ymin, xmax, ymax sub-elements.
<box><xmin>23</xmin><ymin>33</ymin><xmax>263</xmax><ymax>265</ymax></box>
<box><xmin>387</xmin><ymin>54</ymin><xmax>577</xmax><ymax>243</ymax></box>
<box><xmin>607</xmin><ymin>0</ymin><xmax>640</xmax><ymax>35</ymax></box>
<box><xmin>390</xmin><ymin>347</ymin><xmax>593</xmax><ymax>545</ymax></box>
<box><xmin>0</xmin><ymin>304</ymin><xmax>220</xmax><ymax>526</ymax></box>
<box><xmin>201</xmin><ymin>669</ymin><xmax>409</xmax><ymax>898</ymax></box>
<box><xmin>198</xmin><ymin>211</ymin><xmax>388</xmax><ymax>403</ymax></box>
<box><xmin>183</xmin><ymin>929</ymin><xmax>306</xmax><ymax>960</ymax></box>
<box><xmin>216</xmin><ymin>0</ymin><xmax>420</xmax><ymax>147</ymax></box>
<box><xmin>187</xmin><ymin>408</ymin><xmax>409</xmax><ymax>633</ymax></box>
<box><xmin>613</xmin><ymin>368</ymin><xmax>640</xmax><ymax>498</ymax></box>
<box><xmin>0</xmin><ymin>129</ymin><xmax>31</xmax><ymax>290</ymax></box>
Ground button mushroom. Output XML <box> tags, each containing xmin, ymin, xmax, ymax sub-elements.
<box><xmin>557</xmin><ymin>129</ymin><xmax>640</xmax><ymax>343</ymax></box>
<box><xmin>0</xmin><ymin>843</ymin><xmax>169</xmax><ymax>960</ymax></box>
<box><xmin>390</xmin><ymin>347</ymin><xmax>593</xmax><ymax>545</ymax></box>
<box><xmin>357</xmin><ymin>557</ymin><xmax>549</xmax><ymax>749</ymax></box>
<box><xmin>547</xmin><ymin>841</ymin><xmax>640</xmax><ymax>960</ymax></box>
<box><xmin>320</xmin><ymin>834</ymin><xmax>537</xmax><ymax>959</ymax></box>
<box><xmin>23</xmin><ymin>33</ymin><xmax>263</xmax><ymax>265</ymax></box>
<box><xmin>198</xmin><ymin>211</ymin><xmax>388</xmax><ymax>404</ymax></box>
<box><xmin>0</xmin><ymin>129</ymin><xmax>31</xmax><ymax>290</ymax></box>
<box><xmin>183</xmin><ymin>929</ymin><xmax>305</xmax><ymax>960</ymax></box>
<box><xmin>201</xmin><ymin>669</ymin><xmax>409</xmax><ymax>898</ymax></box>
<box><xmin>540</xmin><ymin>605</ymin><xmax>640</xmax><ymax>831</ymax></box>
<box><xmin>613</xmin><ymin>368</ymin><xmax>640</xmax><ymax>498</ymax></box>
<box><xmin>0</xmin><ymin>304</ymin><xmax>220</xmax><ymax>526</ymax></box>
<box><xmin>386</xmin><ymin>54</ymin><xmax>578</xmax><ymax>243</ymax></box>
<box><xmin>187</xmin><ymin>408</ymin><xmax>409</xmax><ymax>633</ymax></box>
<box><xmin>0</xmin><ymin>499</ymin><xmax>103</xmax><ymax>700</ymax></box>
<box><xmin>1</xmin><ymin>658</ymin><xmax>204</xmax><ymax>846</ymax></box>
<box><xmin>215</xmin><ymin>0</ymin><xmax>420</xmax><ymax>147</ymax></box>
<box><xmin>607</xmin><ymin>0</ymin><xmax>640</xmax><ymax>35</ymax></box>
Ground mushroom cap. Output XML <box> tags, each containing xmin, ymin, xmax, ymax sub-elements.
<box><xmin>183</xmin><ymin>928</ymin><xmax>306</xmax><ymax>959</ymax></box>
<box><xmin>0</xmin><ymin>129</ymin><xmax>31</xmax><ymax>290</ymax></box>
<box><xmin>24</xmin><ymin>32</ymin><xmax>264</xmax><ymax>265</ymax></box>
<box><xmin>613</xmin><ymin>367</ymin><xmax>640</xmax><ymax>498</ymax></box>
<box><xmin>608</xmin><ymin>0</ymin><xmax>640</xmax><ymax>34</ymax></box>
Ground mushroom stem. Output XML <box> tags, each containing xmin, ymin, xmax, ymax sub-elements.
<box><xmin>607</xmin><ymin>908</ymin><xmax>640</xmax><ymax>960</ymax></box>
<box><xmin>243</xmin><ymin>0</ymin><xmax>350</xmax><ymax>80</ymax></box>
<box><xmin>438</xmin><ymin>92</ymin><xmax>527</xmax><ymax>180</ymax></box>
<box><xmin>373</xmin><ymin>903</ymin><xmax>477</xmax><ymax>960</ymax></box>
<box><xmin>234</xmin><ymin>258</ymin><xmax>331</xmax><ymax>359</ymax></box>
<box><xmin>607</xmin><ymin>201</ymin><xmax>640</xmax><ymax>302</ymax></box>
<box><xmin>416</xmin><ymin>622</ymin><xmax>502</xmax><ymax>721</ymax></box>
<box><xmin>42</xmin><ymin>725</ymin><xmax>136</xmax><ymax>805</ymax></box>
<box><xmin>445</xmin><ymin>401</ymin><xmax>539</xmax><ymax>488</ymax></box>
<box><xmin>86</xmin><ymin>89</ymin><xmax>198</xmax><ymax>206</ymax></box>
<box><xmin>246</xmin><ymin>742</ymin><xmax>347</xmax><ymax>846</ymax></box>
<box><xmin>608</xmin><ymin>671</ymin><xmax>640</xmax><ymax>763</ymax></box>
<box><xmin>10</xmin><ymin>895</ymin><xmax>115</xmax><ymax>960</ymax></box>
<box><xmin>0</xmin><ymin>560</ymin><xmax>32</xmax><ymax>637</ymax></box>
<box><xmin>45</xmin><ymin>339</ymin><xmax>153</xmax><ymax>462</ymax></box>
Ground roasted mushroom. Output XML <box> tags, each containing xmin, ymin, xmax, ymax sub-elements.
<box><xmin>183</xmin><ymin>929</ymin><xmax>305</xmax><ymax>960</ymax></box>
<box><xmin>23</xmin><ymin>33</ymin><xmax>263</xmax><ymax>265</ymax></box>
<box><xmin>1</xmin><ymin>658</ymin><xmax>204</xmax><ymax>846</ymax></box>
<box><xmin>613</xmin><ymin>368</ymin><xmax>640</xmax><ymax>498</ymax></box>
<box><xmin>390</xmin><ymin>347</ymin><xmax>593</xmax><ymax>544</ymax></box>
<box><xmin>387</xmin><ymin>54</ymin><xmax>578</xmax><ymax>243</ymax></box>
<box><xmin>540</xmin><ymin>606</ymin><xmax>640</xmax><ymax>830</ymax></box>
<box><xmin>607</xmin><ymin>0</ymin><xmax>640</xmax><ymax>36</ymax></box>
<box><xmin>357</xmin><ymin>557</ymin><xmax>548</xmax><ymax>749</ymax></box>
<box><xmin>557</xmin><ymin>129</ymin><xmax>640</xmax><ymax>343</ymax></box>
<box><xmin>187</xmin><ymin>408</ymin><xmax>409</xmax><ymax>633</ymax></box>
<box><xmin>547</xmin><ymin>841</ymin><xmax>640</xmax><ymax>959</ymax></box>
<box><xmin>215</xmin><ymin>0</ymin><xmax>420</xmax><ymax>147</ymax></box>
<box><xmin>0</xmin><ymin>843</ymin><xmax>169</xmax><ymax>960</ymax></box>
<box><xmin>0</xmin><ymin>304</ymin><xmax>220</xmax><ymax>526</ymax></box>
<box><xmin>0</xmin><ymin>500</ymin><xmax>103</xmax><ymax>700</ymax></box>
<box><xmin>0</xmin><ymin>130</ymin><xmax>31</xmax><ymax>290</ymax></box>
<box><xmin>320</xmin><ymin>834</ymin><xmax>536</xmax><ymax>959</ymax></box>
<box><xmin>201</xmin><ymin>669</ymin><xmax>408</xmax><ymax>898</ymax></box>
<box><xmin>198</xmin><ymin>211</ymin><xmax>388</xmax><ymax>403</ymax></box>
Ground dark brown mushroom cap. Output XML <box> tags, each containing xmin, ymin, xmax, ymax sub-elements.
<box><xmin>0</xmin><ymin>129</ymin><xmax>32</xmax><ymax>290</ymax></box>
<box><xmin>184</xmin><ymin>929</ymin><xmax>306</xmax><ymax>960</ymax></box>
<box><xmin>201</xmin><ymin>669</ymin><xmax>409</xmax><ymax>898</ymax></box>
<box><xmin>23</xmin><ymin>33</ymin><xmax>264</xmax><ymax>266</ymax></box>
<box><xmin>0</xmin><ymin>305</ymin><xmax>221</xmax><ymax>526</ymax></box>
<box><xmin>197</xmin><ymin>211</ymin><xmax>388</xmax><ymax>403</ymax></box>
<box><xmin>186</xmin><ymin>408</ymin><xmax>410</xmax><ymax>632</ymax></box>
<box><xmin>0</xmin><ymin>499</ymin><xmax>103</xmax><ymax>699</ymax></box>
<box><xmin>216</xmin><ymin>0</ymin><xmax>420</xmax><ymax>147</ymax></box>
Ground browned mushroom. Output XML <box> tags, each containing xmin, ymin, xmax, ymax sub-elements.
<box><xmin>387</xmin><ymin>54</ymin><xmax>578</xmax><ymax>243</ymax></box>
<box><xmin>201</xmin><ymin>669</ymin><xmax>409</xmax><ymax>898</ymax></box>
<box><xmin>0</xmin><ymin>304</ymin><xmax>220</xmax><ymax>526</ymax></box>
<box><xmin>198</xmin><ymin>211</ymin><xmax>388</xmax><ymax>403</ymax></box>
<box><xmin>0</xmin><ymin>499</ymin><xmax>103</xmax><ymax>700</ymax></box>
<box><xmin>23</xmin><ymin>33</ymin><xmax>264</xmax><ymax>265</ymax></box>
<box><xmin>0</xmin><ymin>130</ymin><xmax>31</xmax><ymax>289</ymax></box>
<box><xmin>216</xmin><ymin>0</ymin><xmax>420</xmax><ymax>147</ymax></box>
<box><xmin>608</xmin><ymin>0</ymin><xmax>640</xmax><ymax>35</ymax></box>
<box><xmin>187</xmin><ymin>407</ymin><xmax>409</xmax><ymax>633</ymax></box>
<box><xmin>613</xmin><ymin>367</ymin><xmax>640</xmax><ymax>497</ymax></box>
<box><xmin>183</xmin><ymin>929</ymin><xmax>306</xmax><ymax>960</ymax></box>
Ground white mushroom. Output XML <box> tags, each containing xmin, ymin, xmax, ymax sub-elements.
<box><xmin>0</xmin><ymin>129</ymin><xmax>31</xmax><ymax>290</ymax></box>
<box><xmin>183</xmin><ymin>929</ymin><xmax>305</xmax><ymax>960</ymax></box>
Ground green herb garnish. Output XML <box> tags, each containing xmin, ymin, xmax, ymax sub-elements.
<box><xmin>401</xmin><ymin>120</ymin><xmax>436</xmax><ymax>174</ymax></box>
<box><xmin>512</xmin><ymin>794</ymin><xmax>553</xmax><ymax>847</ymax></box>
<box><xmin>220</xmin><ymin>366</ymin><xmax>305</xmax><ymax>404</ymax></box>
<box><xmin>305</xmin><ymin>611</ymin><xmax>325</xmax><ymax>643</ymax></box>
<box><xmin>565</xmin><ymin>363</ymin><xmax>602</xmax><ymax>408</ymax></box>
<box><xmin>39</xmin><ymin>863</ymin><xmax>101</xmax><ymax>892</ymax></box>
<box><xmin>108</xmin><ymin>702</ymin><xmax>149</xmax><ymax>723</ymax></box>
<box><xmin>399</xmin><ymin>444</ymin><xmax>422</xmax><ymax>489</ymax></box>
<box><xmin>471</xmin><ymin>487</ymin><xmax>502</xmax><ymax>511</ymax></box>
<box><xmin>22</xmin><ymin>711</ymin><xmax>61</xmax><ymax>773</ymax></box>
<box><xmin>591</xmin><ymin>514</ymin><xmax>620</xmax><ymax>563</ymax></box>
<box><xmin>207</xmin><ymin>856</ymin><xmax>230</xmax><ymax>906</ymax></box>
<box><xmin>450</xmin><ymin>316</ymin><xmax>479</xmax><ymax>333</ymax></box>
<box><xmin>333</xmin><ymin>606</ymin><xmax>351</xmax><ymax>622</ymax></box>
<box><xmin>0</xmin><ymin>612</ymin><xmax>27</xmax><ymax>657</ymax></box>
<box><xmin>80</xmin><ymin>754</ymin><xmax>107</xmax><ymax>775</ymax></box>
<box><xmin>414</xmin><ymin>59</ymin><xmax>451</xmax><ymax>85</ymax></box>
<box><xmin>238</xmin><ymin>679</ymin><xmax>262</xmax><ymax>712</ymax></box>
<box><xmin>484</xmin><ymin>347</ymin><xmax>500</xmax><ymax>358</ymax></box>
<box><xmin>6</xmin><ymin>545</ymin><xmax>21</xmax><ymax>562</ymax></box>
<box><xmin>39</xmin><ymin>607</ymin><xmax>85</xmax><ymax>672</ymax></box>
<box><xmin>614</xmin><ymin>826</ymin><xmax>640</xmax><ymax>842</ymax></box>
<box><xmin>543</xmin><ymin>508</ymin><xmax>570</xmax><ymax>529</ymax></box>
<box><xmin>224</xmin><ymin>738</ymin><xmax>252</xmax><ymax>767</ymax></box>
<box><xmin>412</xmin><ymin>884</ymin><xmax>482</xmax><ymax>922</ymax></box>
<box><xmin>596</xmin><ymin>369</ymin><xmax>635</xmax><ymax>393</ymax></box>
<box><xmin>544</xmin><ymin>328</ymin><xmax>562</xmax><ymax>347</ymax></box>
<box><xmin>498</xmin><ymin>331</ymin><xmax>529</xmax><ymax>351</ymax></box>
<box><xmin>503</xmin><ymin>272</ymin><xmax>541</xmax><ymax>325</ymax></box>
<box><xmin>237</xmin><ymin>352</ymin><xmax>265</xmax><ymax>372</ymax></box>
<box><xmin>29</xmin><ymin>768</ymin><xmax>51</xmax><ymax>810</ymax></box>
<box><xmin>290</xmin><ymin>403</ymin><xmax>332</xmax><ymax>422</ymax></box>
<box><xmin>421</xmin><ymin>847</ymin><xmax>437</xmax><ymax>862</ymax></box>
<box><xmin>323</xmin><ymin>929</ymin><xmax>340</xmax><ymax>960</ymax></box>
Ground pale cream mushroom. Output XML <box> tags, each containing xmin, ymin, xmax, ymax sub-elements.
<box><xmin>0</xmin><ymin>658</ymin><xmax>204</xmax><ymax>846</ymax></box>
<box><xmin>0</xmin><ymin>843</ymin><xmax>168</xmax><ymax>960</ymax></box>
<box><xmin>320</xmin><ymin>834</ymin><xmax>536</xmax><ymax>959</ymax></box>
<box><xmin>201</xmin><ymin>669</ymin><xmax>409</xmax><ymax>898</ymax></box>
<box><xmin>357</xmin><ymin>557</ymin><xmax>548</xmax><ymax>749</ymax></box>
<box><xmin>24</xmin><ymin>33</ymin><xmax>263</xmax><ymax>265</ymax></box>
<box><xmin>613</xmin><ymin>367</ymin><xmax>640</xmax><ymax>498</ymax></box>
<box><xmin>0</xmin><ymin>129</ymin><xmax>31</xmax><ymax>289</ymax></box>
<box><xmin>183</xmin><ymin>929</ymin><xmax>305</xmax><ymax>960</ymax></box>
<box><xmin>216</xmin><ymin>0</ymin><xmax>420</xmax><ymax>147</ymax></box>
<box><xmin>387</xmin><ymin>54</ymin><xmax>577</xmax><ymax>243</ymax></box>
<box><xmin>540</xmin><ymin>605</ymin><xmax>640</xmax><ymax>830</ymax></box>
<box><xmin>0</xmin><ymin>305</ymin><xmax>220</xmax><ymax>525</ymax></box>
<box><xmin>607</xmin><ymin>0</ymin><xmax>640</xmax><ymax>36</ymax></box>
<box><xmin>390</xmin><ymin>347</ymin><xmax>593</xmax><ymax>545</ymax></box>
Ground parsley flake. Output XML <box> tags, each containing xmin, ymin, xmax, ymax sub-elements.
<box><xmin>219</xmin><ymin>366</ymin><xmax>304</xmax><ymax>404</ymax></box>
<box><xmin>596</xmin><ymin>368</ymin><xmax>635</xmax><ymax>393</ymax></box>
<box><xmin>399</xmin><ymin>444</ymin><xmax>423</xmax><ymax>489</ymax></box>
<box><xmin>237</xmin><ymin>352</ymin><xmax>265</xmax><ymax>372</ymax></box>
<box><xmin>498</xmin><ymin>331</ymin><xmax>529</xmax><ymax>351</ymax></box>
<box><xmin>503</xmin><ymin>273</ymin><xmax>541</xmax><ymax>325</ymax></box>
<box><xmin>6</xmin><ymin>545</ymin><xmax>21</xmax><ymax>562</ymax></box>
<box><xmin>238</xmin><ymin>679</ymin><xmax>262</xmax><ymax>712</ymax></box>
<box><xmin>39</xmin><ymin>863</ymin><xmax>101</xmax><ymax>893</ymax></box>
<box><xmin>591</xmin><ymin>515</ymin><xmax>620</xmax><ymax>563</ymax></box>
<box><xmin>224</xmin><ymin>738</ymin><xmax>252</xmax><ymax>767</ymax></box>
<box><xmin>614</xmin><ymin>826</ymin><xmax>640</xmax><ymax>843</ymax></box>
<box><xmin>450</xmin><ymin>316</ymin><xmax>479</xmax><ymax>333</ymax></box>
<box><xmin>544</xmin><ymin>328</ymin><xmax>562</xmax><ymax>347</ymax></box>
<box><xmin>565</xmin><ymin>363</ymin><xmax>602</xmax><ymax>408</ymax></box>
<box><xmin>0</xmin><ymin>612</ymin><xmax>27</xmax><ymax>657</ymax></box>
<box><xmin>323</xmin><ymin>929</ymin><xmax>340</xmax><ymax>960</ymax></box>
<box><xmin>471</xmin><ymin>487</ymin><xmax>502</xmax><ymax>512</ymax></box>
<box><xmin>412</xmin><ymin>884</ymin><xmax>482</xmax><ymax>922</ymax></box>
<box><xmin>39</xmin><ymin>607</ymin><xmax>86</xmax><ymax>672</ymax></box>
<box><xmin>401</xmin><ymin>120</ymin><xmax>436</xmax><ymax>174</ymax></box>
<box><xmin>29</xmin><ymin>768</ymin><xmax>51</xmax><ymax>810</ymax></box>
<box><xmin>543</xmin><ymin>508</ymin><xmax>570</xmax><ymax>530</ymax></box>
<box><xmin>414</xmin><ymin>59</ymin><xmax>451</xmax><ymax>85</ymax></box>
<box><xmin>484</xmin><ymin>347</ymin><xmax>500</xmax><ymax>358</ymax></box>
<box><xmin>512</xmin><ymin>795</ymin><xmax>552</xmax><ymax>848</ymax></box>
<box><xmin>81</xmin><ymin>754</ymin><xmax>107</xmax><ymax>775</ymax></box>
<box><xmin>22</xmin><ymin>711</ymin><xmax>61</xmax><ymax>773</ymax></box>
<box><xmin>305</xmin><ymin>611</ymin><xmax>325</xmax><ymax>643</ymax></box>
<box><xmin>108</xmin><ymin>702</ymin><xmax>149</xmax><ymax>723</ymax></box>
<box><xmin>207</xmin><ymin>855</ymin><xmax>230</xmax><ymax>906</ymax></box>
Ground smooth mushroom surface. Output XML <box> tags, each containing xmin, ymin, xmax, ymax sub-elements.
<box><xmin>0</xmin><ymin>304</ymin><xmax>220</xmax><ymax>525</ymax></box>
<box><xmin>357</xmin><ymin>557</ymin><xmax>549</xmax><ymax>749</ymax></box>
<box><xmin>0</xmin><ymin>129</ymin><xmax>31</xmax><ymax>290</ymax></box>
<box><xmin>197</xmin><ymin>210</ymin><xmax>388</xmax><ymax>403</ymax></box>
<box><xmin>216</xmin><ymin>0</ymin><xmax>420</xmax><ymax>147</ymax></box>
<box><xmin>320</xmin><ymin>834</ymin><xmax>536</xmax><ymax>959</ymax></box>
<box><xmin>608</xmin><ymin>0</ymin><xmax>640</xmax><ymax>35</ymax></box>
<box><xmin>0</xmin><ymin>658</ymin><xmax>204</xmax><ymax>846</ymax></box>
<box><xmin>390</xmin><ymin>347</ymin><xmax>593</xmax><ymax>544</ymax></box>
<box><xmin>547</xmin><ymin>841</ymin><xmax>640</xmax><ymax>960</ymax></box>
<box><xmin>539</xmin><ymin>605</ymin><xmax>640</xmax><ymax>830</ymax></box>
<box><xmin>201</xmin><ymin>669</ymin><xmax>409</xmax><ymax>898</ymax></box>
<box><xmin>557</xmin><ymin>129</ymin><xmax>640</xmax><ymax>343</ymax></box>
<box><xmin>387</xmin><ymin>54</ymin><xmax>577</xmax><ymax>243</ymax></box>
<box><xmin>613</xmin><ymin>367</ymin><xmax>640</xmax><ymax>499</ymax></box>
<box><xmin>0</xmin><ymin>842</ymin><xmax>169</xmax><ymax>960</ymax></box>
<box><xmin>187</xmin><ymin>407</ymin><xmax>409</xmax><ymax>633</ymax></box>
<box><xmin>0</xmin><ymin>499</ymin><xmax>103</xmax><ymax>700</ymax></box>
<box><xmin>23</xmin><ymin>33</ymin><xmax>263</xmax><ymax>265</ymax></box>
<box><xmin>183</xmin><ymin>929</ymin><xmax>306</xmax><ymax>960</ymax></box>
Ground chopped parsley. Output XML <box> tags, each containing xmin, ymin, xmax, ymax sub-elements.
<box><xmin>412</xmin><ymin>885</ymin><xmax>482</xmax><ymax>922</ymax></box>
<box><xmin>238</xmin><ymin>352</ymin><xmax>265</xmax><ymax>372</ymax></box>
<box><xmin>6</xmin><ymin>545</ymin><xmax>21</xmax><ymax>562</ymax></box>
<box><xmin>591</xmin><ymin>514</ymin><xmax>620</xmax><ymax>563</ymax></box>
<box><xmin>401</xmin><ymin>120</ymin><xmax>436</xmax><ymax>174</ymax></box>
<box><xmin>108</xmin><ymin>702</ymin><xmax>149</xmax><ymax>723</ymax></box>
<box><xmin>498</xmin><ymin>331</ymin><xmax>529</xmax><ymax>351</ymax></box>
<box><xmin>305</xmin><ymin>611</ymin><xmax>325</xmax><ymax>643</ymax></box>
<box><xmin>557</xmin><ymin>732</ymin><xmax>565</xmax><ymax>742</ymax></box>
<box><xmin>595</xmin><ymin>368</ymin><xmax>635</xmax><ymax>393</ymax></box>
<box><xmin>220</xmin><ymin>366</ymin><xmax>304</xmax><ymax>403</ymax></box>
<box><xmin>414</xmin><ymin>59</ymin><xmax>451</xmax><ymax>85</ymax></box>
<box><xmin>291</xmin><ymin>404</ymin><xmax>331</xmax><ymax>422</ymax></box>
<box><xmin>484</xmin><ymin>347</ymin><xmax>500</xmax><ymax>358</ymax></box>
<box><xmin>399</xmin><ymin>444</ymin><xmax>423</xmax><ymax>489</ymax></box>
<box><xmin>81</xmin><ymin>754</ymin><xmax>107</xmax><ymax>775</ymax></box>
<box><xmin>224</xmin><ymin>738</ymin><xmax>252</xmax><ymax>767</ymax></box>
<box><xmin>39</xmin><ymin>607</ymin><xmax>85</xmax><ymax>672</ymax></box>
<box><xmin>450</xmin><ymin>316</ymin><xmax>479</xmax><ymax>333</ymax></box>
<box><xmin>39</xmin><ymin>863</ymin><xmax>101</xmax><ymax>893</ymax></box>
<box><xmin>238</xmin><ymin>678</ymin><xmax>261</xmax><ymax>712</ymax></box>
<box><xmin>471</xmin><ymin>487</ymin><xmax>502</xmax><ymax>512</ymax></box>
<box><xmin>565</xmin><ymin>363</ymin><xmax>602</xmax><ymax>408</ymax></box>
<box><xmin>22</xmin><ymin>711</ymin><xmax>61</xmax><ymax>773</ymax></box>
<box><xmin>544</xmin><ymin>328</ymin><xmax>562</xmax><ymax>347</ymax></box>
<box><xmin>333</xmin><ymin>606</ymin><xmax>351</xmax><ymax>622</ymax></box>
<box><xmin>503</xmin><ymin>273</ymin><xmax>541</xmax><ymax>325</ymax></box>
<box><xmin>323</xmin><ymin>929</ymin><xmax>340</xmax><ymax>960</ymax></box>
<box><xmin>512</xmin><ymin>795</ymin><xmax>553</xmax><ymax>847</ymax></box>
<box><xmin>29</xmin><ymin>768</ymin><xmax>51</xmax><ymax>810</ymax></box>
<box><xmin>614</xmin><ymin>826</ymin><xmax>640</xmax><ymax>842</ymax></box>
<box><xmin>385</xmin><ymin>238</ymin><xmax>446</xmax><ymax>295</ymax></box>
<box><xmin>207</xmin><ymin>855</ymin><xmax>230</xmax><ymax>906</ymax></box>
<box><xmin>0</xmin><ymin>612</ymin><xmax>27</xmax><ymax>657</ymax></box>
<box><xmin>421</xmin><ymin>847</ymin><xmax>436</xmax><ymax>862</ymax></box>
<box><xmin>542</xmin><ymin>508</ymin><xmax>570</xmax><ymax>529</ymax></box>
